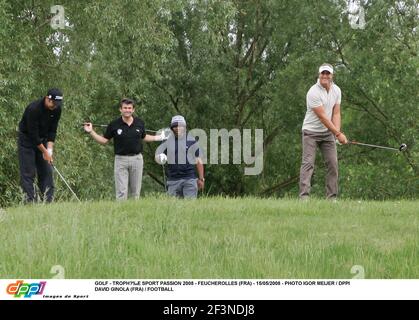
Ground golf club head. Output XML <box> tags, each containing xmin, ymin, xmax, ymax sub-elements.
<box><xmin>399</xmin><ymin>143</ymin><xmax>407</xmax><ymax>152</ymax></box>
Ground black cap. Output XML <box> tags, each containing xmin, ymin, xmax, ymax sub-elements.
<box><xmin>47</xmin><ymin>88</ymin><xmax>63</xmax><ymax>107</ymax></box>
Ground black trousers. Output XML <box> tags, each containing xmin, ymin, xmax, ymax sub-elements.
<box><xmin>18</xmin><ymin>134</ymin><xmax>54</xmax><ymax>203</ymax></box>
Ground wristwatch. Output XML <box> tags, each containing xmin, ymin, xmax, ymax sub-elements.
<box><xmin>198</xmin><ymin>178</ymin><xmax>205</xmax><ymax>182</ymax></box>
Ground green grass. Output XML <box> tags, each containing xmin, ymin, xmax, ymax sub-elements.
<box><xmin>0</xmin><ymin>197</ymin><xmax>418</xmax><ymax>279</ymax></box>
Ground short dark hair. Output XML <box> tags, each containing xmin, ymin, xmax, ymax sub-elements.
<box><xmin>120</xmin><ymin>98</ymin><xmax>135</xmax><ymax>108</ymax></box>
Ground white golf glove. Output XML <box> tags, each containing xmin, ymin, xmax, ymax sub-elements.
<box><xmin>155</xmin><ymin>153</ymin><xmax>167</xmax><ymax>165</ymax></box>
<box><xmin>157</xmin><ymin>128</ymin><xmax>170</xmax><ymax>141</ymax></box>
<box><xmin>157</xmin><ymin>132</ymin><xmax>165</xmax><ymax>141</ymax></box>
<box><xmin>47</xmin><ymin>148</ymin><xmax>53</xmax><ymax>156</ymax></box>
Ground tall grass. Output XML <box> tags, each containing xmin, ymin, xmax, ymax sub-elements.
<box><xmin>0</xmin><ymin>197</ymin><xmax>417</xmax><ymax>279</ymax></box>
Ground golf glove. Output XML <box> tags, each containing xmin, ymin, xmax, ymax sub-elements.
<box><xmin>47</xmin><ymin>148</ymin><xmax>53</xmax><ymax>156</ymax></box>
<box><xmin>156</xmin><ymin>153</ymin><xmax>167</xmax><ymax>165</ymax></box>
<box><xmin>158</xmin><ymin>131</ymin><xmax>169</xmax><ymax>141</ymax></box>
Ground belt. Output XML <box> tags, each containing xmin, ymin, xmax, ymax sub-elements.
<box><xmin>117</xmin><ymin>153</ymin><xmax>140</xmax><ymax>156</ymax></box>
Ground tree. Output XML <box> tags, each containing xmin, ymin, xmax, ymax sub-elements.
<box><xmin>0</xmin><ymin>0</ymin><xmax>417</xmax><ymax>206</ymax></box>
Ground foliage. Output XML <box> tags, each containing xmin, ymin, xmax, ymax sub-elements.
<box><xmin>0</xmin><ymin>0</ymin><xmax>417</xmax><ymax>206</ymax></box>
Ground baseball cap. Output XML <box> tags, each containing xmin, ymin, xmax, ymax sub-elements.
<box><xmin>171</xmin><ymin>115</ymin><xmax>186</xmax><ymax>128</ymax></box>
<box><xmin>319</xmin><ymin>64</ymin><xmax>334</xmax><ymax>74</ymax></box>
<box><xmin>47</xmin><ymin>88</ymin><xmax>63</xmax><ymax>106</ymax></box>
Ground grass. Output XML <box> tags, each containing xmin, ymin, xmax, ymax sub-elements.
<box><xmin>0</xmin><ymin>196</ymin><xmax>418</xmax><ymax>279</ymax></box>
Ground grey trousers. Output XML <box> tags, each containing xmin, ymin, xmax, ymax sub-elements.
<box><xmin>167</xmin><ymin>178</ymin><xmax>198</xmax><ymax>199</ymax></box>
<box><xmin>299</xmin><ymin>130</ymin><xmax>338</xmax><ymax>199</ymax></box>
<box><xmin>114</xmin><ymin>154</ymin><xmax>143</xmax><ymax>200</ymax></box>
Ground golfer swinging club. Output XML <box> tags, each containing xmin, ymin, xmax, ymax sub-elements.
<box><xmin>299</xmin><ymin>63</ymin><xmax>348</xmax><ymax>200</ymax></box>
<box><xmin>84</xmin><ymin>98</ymin><xmax>164</xmax><ymax>200</ymax></box>
<box><xmin>18</xmin><ymin>88</ymin><xmax>63</xmax><ymax>203</ymax></box>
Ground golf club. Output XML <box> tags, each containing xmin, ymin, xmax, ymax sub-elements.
<box><xmin>155</xmin><ymin>153</ymin><xmax>168</xmax><ymax>190</ymax></box>
<box><xmin>81</xmin><ymin>123</ymin><xmax>171</xmax><ymax>136</ymax></box>
<box><xmin>51</xmin><ymin>164</ymin><xmax>81</xmax><ymax>202</ymax></box>
<box><xmin>348</xmin><ymin>141</ymin><xmax>407</xmax><ymax>152</ymax></box>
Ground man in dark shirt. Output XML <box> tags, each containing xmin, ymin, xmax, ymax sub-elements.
<box><xmin>156</xmin><ymin>115</ymin><xmax>205</xmax><ymax>198</ymax></box>
<box><xmin>83</xmin><ymin>98</ymin><xmax>163</xmax><ymax>200</ymax></box>
<box><xmin>18</xmin><ymin>88</ymin><xmax>63</xmax><ymax>203</ymax></box>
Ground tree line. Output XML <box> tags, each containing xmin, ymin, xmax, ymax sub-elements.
<box><xmin>0</xmin><ymin>0</ymin><xmax>417</xmax><ymax>206</ymax></box>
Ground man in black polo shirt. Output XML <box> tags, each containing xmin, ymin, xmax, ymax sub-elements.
<box><xmin>18</xmin><ymin>88</ymin><xmax>63</xmax><ymax>203</ymax></box>
<box><xmin>156</xmin><ymin>115</ymin><xmax>205</xmax><ymax>198</ymax></box>
<box><xmin>84</xmin><ymin>98</ymin><xmax>163</xmax><ymax>200</ymax></box>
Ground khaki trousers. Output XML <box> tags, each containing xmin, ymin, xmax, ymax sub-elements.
<box><xmin>299</xmin><ymin>130</ymin><xmax>338</xmax><ymax>199</ymax></box>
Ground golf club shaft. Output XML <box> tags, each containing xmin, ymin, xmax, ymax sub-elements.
<box><xmin>52</xmin><ymin>164</ymin><xmax>81</xmax><ymax>202</ymax></box>
<box><xmin>82</xmin><ymin>123</ymin><xmax>158</xmax><ymax>132</ymax></box>
<box><xmin>162</xmin><ymin>165</ymin><xmax>167</xmax><ymax>191</ymax></box>
<box><xmin>82</xmin><ymin>123</ymin><xmax>107</xmax><ymax>128</ymax></box>
<box><xmin>350</xmin><ymin>141</ymin><xmax>399</xmax><ymax>151</ymax></box>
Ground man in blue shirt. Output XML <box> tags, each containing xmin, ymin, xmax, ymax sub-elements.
<box><xmin>157</xmin><ymin>115</ymin><xmax>205</xmax><ymax>198</ymax></box>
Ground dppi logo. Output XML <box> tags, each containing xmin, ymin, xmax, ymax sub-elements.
<box><xmin>6</xmin><ymin>280</ymin><xmax>46</xmax><ymax>298</ymax></box>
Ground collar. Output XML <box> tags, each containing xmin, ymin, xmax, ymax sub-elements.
<box><xmin>118</xmin><ymin>116</ymin><xmax>137</xmax><ymax>126</ymax></box>
<box><xmin>174</xmin><ymin>134</ymin><xmax>186</xmax><ymax>140</ymax></box>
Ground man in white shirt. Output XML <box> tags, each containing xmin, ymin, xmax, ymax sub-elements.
<box><xmin>299</xmin><ymin>63</ymin><xmax>348</xmax><ymax>200</ymax></box>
